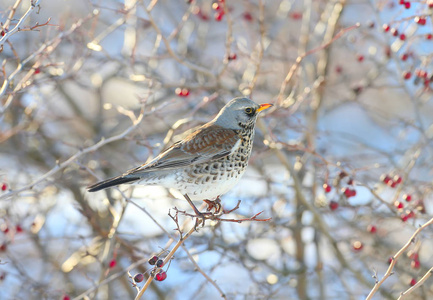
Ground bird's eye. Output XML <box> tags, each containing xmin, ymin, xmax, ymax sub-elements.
<box><xmin>245</xmin><ymin>107</ymin><xmax>254</xmax><ymax>115</ymax></box>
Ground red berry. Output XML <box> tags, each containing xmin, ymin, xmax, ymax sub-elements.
<box><xmin>342</xmin><ymin>187</ymin><xmax>351</xmax><ymax>198</ymax></box>
<box><xmin>181</xmin><ymin>88</ymin><xmax>189</xmax><ymax>96</ymax></box>
<box><xmin>175</xmin><ymin>88</ymin><xmax>189</xmax><ymax>97</ymax></box>
<box><xmin>403</xmin><ymin>71</ymin><xmax>411</xmax><ymax>80</ymax></box>
<box><xmin>401</xmin><ymin>53</ymin><xmax>409</xmax><ymax>61</ymax></box>
<box><xmin>350</xmin><ymin>189</ymin><xmax>357</xmax><ymax>197</ymax></box>
<box><xmin>388</xmin><ymin>257</ymin><xmax>393</xmax><ymax>264</ymax></box>
<box><xmin>393</xmin><ymin>175</ymin><xmax>402</xmax><ymax>184</ymax></box>
<box><xmin>427</xmin><ymin>34</ymin><xmax>433</xmax><ymax>40</ymax></box>
<box><xmin>155</xmin><ymin>271</ymin><xmax>167</xmax><ymax>281</ymax></box>
<box><xmin>403</xmin><ymin>194</ymin><xmax>412</xmax><ymax>202</ymax></box>
<box><xmin>390</xmin><ymin>28</ymin><xmax>399</xmax><ymax>36</ymax></box>
<box><xmin>410</xmin><ymin>278</ymin><xmax>417</xmax><ymax>286</ymax></box>
<box><xmin>290</xmin><ymin>12</ymin><xmax>302</xmax><ymax>20</ymax></box>
<box><xmin>242</xmin><ymin>12</ymin><xmax>253</xmax><ymax>22</ymax></box>
<box><xmin>347</xmin><ymin>178</ymin><xmax>354</xmax><ymax>185</ymax></box>
<box><xmin>367</xmin><ymin>225</ymin><xmax>377</xmax><ymax>233</ymax></box>
<box><xmin>215</xmin><ymin>11</ymin><xmax>224</xmax><ymax>21</ymax></box>
<box><xmin>399</xmin><ymin>34</ymin><xmax>406</xmax><ymax>41</ymax></box>
<box><xmin>383</xmin><ymin>24</ymin><xmax>390</xmax><ymax>32</ymax></box>
<box><xmin>411</xmin><ymin>260</ymin><xmax>420</xmax><ymax>269</ymax></box>
<box><xmin>15</xmin><ymin>225</ymin><xmax>23</xmax><ymax>233</ymax></box>
<box><xmin>109</xmin><ymin>259</ymin><xmax>116</xmax><ymax>268</ymax></box>
<box><xmin>148</xmin><ymin>255</ymin><xmax>158</xmax><ymax>265</ymax></box>
<box><xmin>329</xmin><ymin>201</ymin><xmax>339</xmax><ymax>211</ymax></box>
<box><xmin>404</xmin><ymin>2</ymin><xmax>410</xmax><ymax>8</ymax></box>
<box><xmin>394</xmin><ymin>201</ymin><xmax>404</xmax><ymax>209</ymax></box>
<box><xmin>0</xmin><ymin>243</ymin><xmax>6</xmax><ymax>252</ymax></box>
<box><xmin>382</xmin><ymin>175</ymin><xmax>392</xmax><ymax>184</ymax></box>
<box><xmin>156</xmin><ymin>259</ymin><xmax>164</xmax><ymax>268</ymax></box>
<box><xmin>352</xmin><ymin>241</ymin><xmax>363</xmax><ymax>251</ymax></box>
<box><xmin>134</xmin><ymin>273</ymin><xmax>144</xmax><ymax>283</ymax></box>
<box><xmin>228</xmin><ymin>53</ymin><xmax>237</xmax><ymax>60</ymax></box>
<box><xmin>407</xmin><ymin>210</ymin><xmax>415</xmax><ymax>219</ymax></box>
<box><xmin>429</xmin><ymin>0</ymin><xmax>433</xmax><ymax>8</ymax></box>
<box><xmin>195</xmin><ymin>9</ymin><xmax>209</xmax><ymax>21</ymax></box>
<box><xmin>0</xmin><ymin>31</ymin><xmax>4</xmax><ymax>37</ymax></box>
<box><xmin>63</xmin><ymin>295</ymin><xmax>71</xmax><ymax>300</ymax></box>
<box><xmin>415</xmin><ymin>69</ymin><xmax>428</xmax><ymax>78</ymax></box>
<box><xmin>357</xmin><ymin>55</ymin><xmax>364</xmax><ymax>62</ymax></box>
<box><xmin>409</xmin><ymin>251</ymin><xmax>419</xmax><ymax>260</ymax></box>
<box><xmin>415</xmin><ymin>16</ymin><xmax>426</xmax><ymax>26</ymax></box>
<box><xmin>323</xmin><ymin>183</ymin><xmax>332</xmax><ymax>193</ymax></box>
<box><xmin>389</xmin><ymin>181</ymin><xmax>397</xmax><ymax>188</ymax></box>
<box><xmin>1</xmin><ymin>183</ymin><xmax>7</xmax><ymax>191</ymax></box>
<box><xmin>212</xmin><ymin>3</ymin><xmax>222</xmax><ymax>10</ymax></box>
<box><xmin>401</xmin><ymin>213</ymin><xmax>409</xmax><ymax>222</ymax></box>
<box><xmin>1</xmin><ymin>226</ymin><xmax>8</xmax><ymax>234</ymax></box>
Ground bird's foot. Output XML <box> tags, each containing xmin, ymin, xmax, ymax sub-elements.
<box><xmin>203</xmin><ymin>196</ymin><xmax>222</xmax><ymax>215</ymax></box>
<box><xmin>194</xmin><ymin>211</ymin><xmax>207</xmax><ymax>230</ymax></box>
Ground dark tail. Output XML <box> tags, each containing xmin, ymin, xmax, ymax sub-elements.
<box><xmin>87</xmin><ymin>175</ymin><xmax>139</xmax><ymax>192</ymax></box>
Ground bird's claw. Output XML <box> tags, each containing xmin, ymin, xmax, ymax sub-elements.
<box><xmin>203</xmin><ymin>196</ymin><xmax>222</xmax><ymax>215</ymax></box>
<box><xmin>194</xmin><ymin>211</ymin><xmax>206</xmax><ymax>230</ymax></box>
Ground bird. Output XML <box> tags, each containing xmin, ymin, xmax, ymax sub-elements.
<box><xmin>87</xmin><ymin>97</ymin><xmax>272</xmax><ymax>219</ymax></box>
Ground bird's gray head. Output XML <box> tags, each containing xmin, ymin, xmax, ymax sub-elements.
<box><xmin>213</xmin><ymin>97</ymin><xmax>272</xmax><ymax>130</ymax></box>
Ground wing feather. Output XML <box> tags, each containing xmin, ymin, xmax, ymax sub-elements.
<box><xmin>126</xmin><ymin>123</ymin><xmax>239</xmax><ymax>176</ymax></box>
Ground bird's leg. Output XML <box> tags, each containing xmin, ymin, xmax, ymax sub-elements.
<box><xmin>184</xmin><ymin>194</ymin><xmax>206</xmax><ymax>228</ymax></box>
<box><xmin>203</xmin><ymin>196</ymin><xmax>222</xmax><ymax>215</ymax></box>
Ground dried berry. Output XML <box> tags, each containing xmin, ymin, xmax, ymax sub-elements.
<box><xmin>134</xmin><ymin>273</ymin><xmax>144</xmax><ymax>283</ymax></box>
<box><xmin>148</xmin><ymin>255</ymin><xmax>158</xmax><ymax>265</ymax></box>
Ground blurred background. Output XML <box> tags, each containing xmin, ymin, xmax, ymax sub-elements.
<box><xmin>1</xmin><ymin>0</ymin><xmax>433</xmax><ymax>299</ymax></box>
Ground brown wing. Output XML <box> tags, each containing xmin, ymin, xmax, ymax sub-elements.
<box><xmin>126</xmin><ymin>123</ymin><xmax>240</xmax><ymax>175</ymax></box>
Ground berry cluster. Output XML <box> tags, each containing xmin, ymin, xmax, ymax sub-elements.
<box><xmin>212</xmin><ymin>0</ymin><xmax>225</xmax><ymax>22</ymax></box>
<box><xmin>175</xmin><ymin>88</ymin><xmax>190</xmax><ymax>97</ymax></box>
<box><xmin>325</xmin><ymin>172</ymin><xmax>357</xmax><ymax>211</ymax></box>
<box><xmin>381</xmin><ymin>174</ymin><xmax>402</xmax><ymax>188</ymax></box>
<box><xmin>342</xmin><ymin>187</ymin><xmax>356</xmax><ymax>198</ymax></box>
<box><xmin>148</xmin><ymin>255</ymin><xmax>167</xmax><ymax>281</ymax></box>
<box><xmin>398</xmin><ymin>0</ymin><xmax>411</xmax><ymax>9</ymax></box>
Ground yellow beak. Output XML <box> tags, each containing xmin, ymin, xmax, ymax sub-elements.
<box><xmin>257</xmin><ymin>103</ymin><xmax>273</xmax><ymax>112</ymax></box>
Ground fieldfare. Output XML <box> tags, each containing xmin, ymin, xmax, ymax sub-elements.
<box><xmin>88</xmin><ymin>97</ymin><xmax>272</xmax><ymax>219</ymax></box>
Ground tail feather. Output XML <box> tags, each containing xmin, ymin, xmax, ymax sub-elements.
<box><xmin>87</xmin><ymin>175</ymin><xmax>139</xmax><ymax>192</ymax></box>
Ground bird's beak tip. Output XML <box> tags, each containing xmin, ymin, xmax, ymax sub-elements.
<box><xmin>257</xmin><ymin>103</ymin><xmax>273</xmax><ymax>112</ymax></box>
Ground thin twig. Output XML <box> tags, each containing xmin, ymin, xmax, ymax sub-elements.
<box><xmin>277</xmin><ymin>23</ymin><xmax>360</xmax><ymax>106</ymax></box>
<box><xmin>0</xmin><ymin>0</ymin><xmax>41</xmax><ymax>47</ymax></box>
<box><xmin>397</xmin><ymin>267</ymin><xmax>433</xmax><ymax>300</ymax></box>
<box><xmin>0</xmin><ymin>107</ymin><xmax>146</xmax><ymax>200</ymax></box>
<box><xmin>365</xmin><ymin>217</ymin><xmax>433</xmax><ymax>300</ymax></box>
